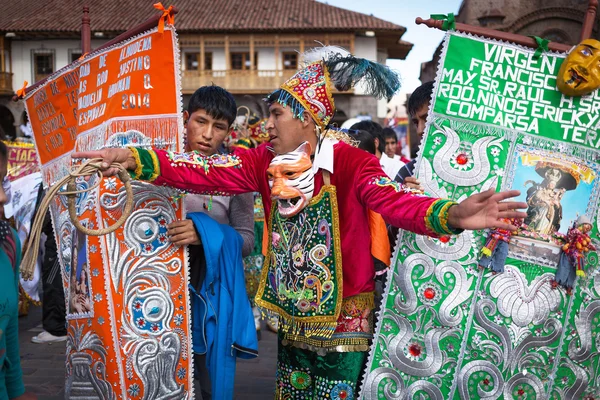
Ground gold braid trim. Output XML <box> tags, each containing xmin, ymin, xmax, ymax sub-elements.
<box><xmin>424</xmin><ymin>199</ymin><xmax>442</xmax><ymax>234</ymax></box>
<box><xmin>128</xmin><ymin>147</ymin><xmax>143</xmax><ymax>179</ymax></box>
<box><xmin>439</xmin><ymin>200</ymin><xmax>455</xmax><ymax>234</ymax></box>
<box><xmin>280</xmin><ymin>60</ymin><xmax>336</xmax><ymax>129</ymax></box>
<box><xmin>148</xmin><ymin>150</ymin><xmax>160</xmax><ymax>182</ymax></box>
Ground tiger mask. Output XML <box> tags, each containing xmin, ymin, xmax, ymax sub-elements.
<box><xmin>267</xmin><ymin>141</ymin><xmax>315</xmax><ymax>218</ymax></box>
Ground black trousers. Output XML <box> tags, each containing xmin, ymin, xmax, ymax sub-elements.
<box><xmin>41</xmin><ymin>213</ymin><xmax>67</xmax><ymax>336</ymax></box>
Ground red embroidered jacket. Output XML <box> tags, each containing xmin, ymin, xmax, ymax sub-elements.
<box><xmin>131</xmin><ymin>142</ymin><xmax>457</xmax><ymax>297</ymax></box>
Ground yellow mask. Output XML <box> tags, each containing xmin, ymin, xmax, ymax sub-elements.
<box><xmin>557</xmin><ymin>39</ymin><xmax>600</xmax><ymax>96</ymax></box>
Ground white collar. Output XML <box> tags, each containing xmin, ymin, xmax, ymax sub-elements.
<box><xmin>312</xmin><ymin>138</ymin><xmax>338</xmax><ymax>174</ymax></box>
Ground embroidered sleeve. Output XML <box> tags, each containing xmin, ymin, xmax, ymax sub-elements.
<box><xmin>355</xmin><ymin>153</ymin><xmax>459</xmax><ymax>237</ymax></box>
<box><xmin>424</xmin><ymin>199</ymin><xmax>463</xmax><ymax>236</ymax></box>
<box><xmin>138</xmin><ymin>147</ymin><xmax>265</xmax><ymax>196</ymax></box>
<box><xmin>129</xmin><ymin>148</ymin><xmax>160</xmax><ymax>182</ymax></box>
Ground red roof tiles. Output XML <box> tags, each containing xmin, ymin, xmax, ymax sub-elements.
<box><xmin>0</xmin><ymin>0</ymin><xmax>405</xmax><ymax>33</ymax></box>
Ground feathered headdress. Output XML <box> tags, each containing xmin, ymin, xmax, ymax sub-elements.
<box><xmin>266</xmin><ymin>46</ymin><xmax>401</xmax><ymax>129</ymax></box>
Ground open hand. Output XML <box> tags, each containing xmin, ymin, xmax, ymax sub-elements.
<box><xmin>168</xmin><ymin>219</ymin><xmax>201</xmax><ymax>246</ymax></box>
<box><xmin>71</xmin><ymin>148</ymin><xmax>137</xmax><ymax>177</ymax></box>
<box><xmin>448</xmin><ymin>189</ymin><xmax>527</xmax><ymax>231</ymax></box>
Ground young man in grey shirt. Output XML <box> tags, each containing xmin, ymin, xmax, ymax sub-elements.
<box><xmin>167</xmin><ymin>85</ymin><xmax>254</xmax><ymax>400</ymax></box>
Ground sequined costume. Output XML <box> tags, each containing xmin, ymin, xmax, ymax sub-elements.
<box><xmin>126</xmin><ymin>49</ymin><xmax>462</xmax><ymax>399</ymax></box>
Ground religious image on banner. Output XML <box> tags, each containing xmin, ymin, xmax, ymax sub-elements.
<box><xmin>361</xmin><ymin>31</ymin><xmax>600</xmax><ymax>399</ymax></box>
<box><xmin>505</xmin><ymin>149</ymin><xmax>599</xmax><ymax>267</ymax></box>
<box><xmin>67</xmin><ymin>227</ymin><xmax>93</xmax><ymax>317</ymax></box>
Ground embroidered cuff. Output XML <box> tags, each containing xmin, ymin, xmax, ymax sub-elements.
<box><xmin>128</xmin><ymin>148</ymin><xmax>160</xmax><ymax>182</ymax></box>
<box><xmin>425</xmin><ymin>199</ymin><xmax>463</xmax><ymax>236</ymax></box>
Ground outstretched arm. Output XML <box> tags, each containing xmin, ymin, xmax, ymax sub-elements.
<box><xmin>72</xmin><ymin>146</ymin><xmax>268</xmax><ymax>196</ymax></box>
<box><xmin>356</xmin><ymin>155</ymin><xmax>527</xmax><ymax>236</ymax></box>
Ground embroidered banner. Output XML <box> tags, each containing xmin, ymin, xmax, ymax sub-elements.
<box><xmin>3</xmin><ymin>141</ymin><xmax>40</xmax><ymax>181</ymax></box>
<box><xmin>361</xmin><ymin>32</ymin><xmax>600</xmax><ymax>399</ymax></box>
<box><xmin>23</xmin><ymin>25</ymin><xmax>191</xmax><ymax>399</ymax></box>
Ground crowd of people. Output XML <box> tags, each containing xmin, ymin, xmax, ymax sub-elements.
<box><xmin>0</xmin><ymin>46</ymin><xmax>528</xmax><ymax>400</ymax></box>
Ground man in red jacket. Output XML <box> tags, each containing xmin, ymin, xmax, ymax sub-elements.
<box><xmin>74</xmin><ymin>48</ymin><xmax>526</xmax><ymax>399</ymax></box>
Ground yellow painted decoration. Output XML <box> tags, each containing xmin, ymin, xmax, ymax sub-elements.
<box><xmin>557</xmin><ymin>39</ymin><xmax>600</xmax><ymax>96</ymax></box>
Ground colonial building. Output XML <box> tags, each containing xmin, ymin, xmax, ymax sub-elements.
<box><xmin>0</xmin><ymin>0</ymin><xmax>412</xmax><ymax>138</ymax></box>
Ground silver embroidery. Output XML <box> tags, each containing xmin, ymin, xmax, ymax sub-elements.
<box><xmin>489</xmin><ymin>265</ymin><xmax>561</xmax><ymax>327</ymax></box>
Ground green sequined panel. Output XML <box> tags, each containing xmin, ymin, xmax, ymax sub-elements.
<box><xmin>256</xmin><ymin>187</ymin><xmax>342</xmax><ymax>330</ymax></box>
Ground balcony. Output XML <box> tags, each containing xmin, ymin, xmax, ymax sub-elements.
<box><xmin>0</xmin><ymin>72</ymin><xmax>13</xmax><ymax>95</ymax></box>
<box><xmin>182</xmin><ymin>69</ymin><xmax>298</xmax><ymax>94</ymax></box>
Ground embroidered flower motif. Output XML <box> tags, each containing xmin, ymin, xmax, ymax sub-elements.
<box><xmin>177</xmin><ymin>367</ymin><xmax>186</xmax><ymax>380</ymax></box>
<box><xmin>472</xmin><ymin>335</ymin><xmax>482</xmax><ymax>346</ymax></box>
<box><xmin>151</xmin><ymin>323</ymin><xmax>160</xmax><ymax>332</ymax></box>
<box><xmin>92</xmin><ymin>268</ymin><xmax>100</xmax><ymax>277</ymax></box>
<box><xmin>128</xmin><ymin>384</ymin><xmax>140</xmax><ymax>397</ymax></box>
<box><xmin>330</xmin><ymin>382</ymin><xmax>353</xmax><ymax>400</ymax></box>
<box><xmin>493</xmin><ymin>165</ymin><xmax>504</xmax><ymax>177</ymax></box>
<box><xmin>490</xmin><ymin>148</ymin><xmax>501</xmax><ymax>157</ymax></box>
<box><xmin>371</xmin><ymin>176</ymin><xmax>402</xmax><ymax>192</ymax></box>
<box><xmin>418</xmin><ymin>283</ymin><xmax>442</xmax><ymax>306</ymax></box>
<box><xmin>98</xmin><ymin>316</ymin><xmax>105</xmax><ymax>325</ymax></box>
<box><xmin>103</xmin><ymin>178</ymin><xmax>117</xmax><ymax>191</ymax></box>
<box><xmin>174</xmin><ymin>314</ymin><xmax>184</xmax><ymax>326</ymax></box>
<box><xmin>494</xmin><ymin>315</ymin><xmax>503</xmax><ymax>325</ymax></box>
<box><xmin>94</xmin><ymin>293</ymin><xmax>102</xmax><ymax>302</ymax></box>
<box><xmin>297</xmin><ymin>299</ymin><xmax>311</xmax><ymax>313</ymax></box>
<box><xmin>89</xmin><ymin>245</ymin><xmax>97</xmax><ymax>253</ymax></box>
<box><xmin>136</xmin><ymin>317</ymin><xmax>146</xmax><ymax>328</ymax></box>
<box><xmin>383</xmin><ymin>322</ymin><xmax>393</xmax><ymax>332</ymax></box>
<box><xmin>134</xmin><ymin>300</ymin><xmax>143</xmax><ymax>310</ymax></box>
<box><xmin>433</xmin><ymin>137</ymin><xmax>442</xmax><ymax>145</ymax></box>
<box><xmin>290</xmin><ymin>371</ymin><xmax>311</xmax><ymax>390</ymax></box>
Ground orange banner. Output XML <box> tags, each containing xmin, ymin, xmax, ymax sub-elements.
<box><xmin>24</xmin><ymin>25</ymin><xmax>190</xmax><ymax>399</ymax></box>
<box><xmin>76</xmin><ymin>32</ymin><xmax>178</xmax><ymax>133</ymax></box>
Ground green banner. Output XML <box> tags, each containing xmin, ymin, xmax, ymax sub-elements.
<box><xmin>435</xmin><ymin>35</ymin><xmax>600</xmax><ymax>148</ymax></box>
<box><xmin>361</xmin><ymin>32</ymin><xmax>600</xmax><ymax>400</ymax></box>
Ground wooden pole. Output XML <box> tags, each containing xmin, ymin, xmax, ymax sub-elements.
<box><xmin>415</xmin><ymin>17</ymin><xmax>571</xmax><ymax>53</ymax></box>
<box><xmin>580</xmin><ymin>0</ymin><xmax>599</xmax><ymax>41</ymax></box>
<box><xmin>81</xmin><ymin>6</ymin><xmax>91</xmax><ymax>54</ymax></box>
<box><xmin>0</xmin><ymin>37</ymin><xmax>4</xmax><ymax>73</ymax></box>
<box><xmin>200</xmin><ymin>35</ymin><xmax>205</xmax><ymax>71</ymax></box>
<box><xmin>250</xmin><ymin>35</ymin><xmax>255</xmax><ymax>70</ymax></box>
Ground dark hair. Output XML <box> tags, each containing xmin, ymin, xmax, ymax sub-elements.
<box><xmin>382</xmin><ymin>127</ymin><xmax>397</xmax><ymax>142</ymax></box>
<box><xmin>187</xmin><ymin>85</ymin><xmax>237</xmax><ymax>126</ymax></box>
<box><xmin>407</xmin><ymin>81</ymin><xmax>434</xmax><ymax>118</ymax></box>
<box><xmin>349</xmin><ymin>130</ymin><xmax>376</xmax><ymax>155</ymax></box>
<box><xmin>0</xmin><ymin>141</ymin><xmax>7</xmax><ymax>162</ymax></box>
<box><xmin>350</xmin><ymin>120</ymin><xmax>384</xmax><ymax>154</ymax></box>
